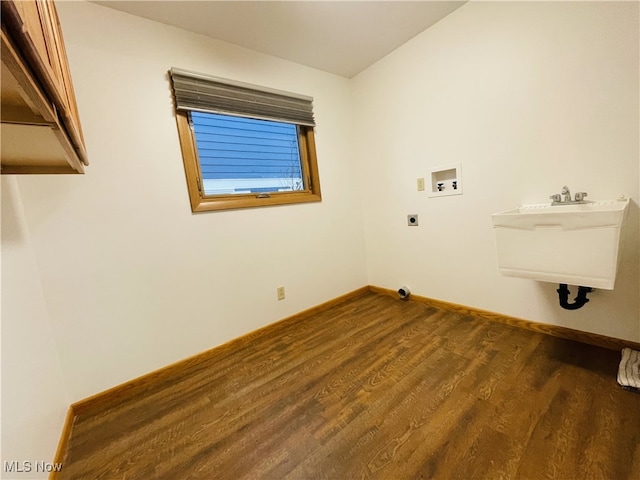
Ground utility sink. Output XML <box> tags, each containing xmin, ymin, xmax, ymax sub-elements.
<box><xmin>492</xmin><ymin>198</ymin><xmax>629</xmax><ymax>289</ymax></box>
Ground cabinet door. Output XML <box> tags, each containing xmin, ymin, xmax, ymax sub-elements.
<box><xmin>9</xmin><ymin>1</ymin><xmax>49</xmax><ymax>65</ymax></box>
<box><xmin>38</xmin><ymin>0</ymin><xmax>86</xmax><ymax>155</ymax></box>
<box><xmin>34</xmin><ymin>0</ymin><xmax>69</xmax><ymax>108</ymax></box>
<box><xmin>5</xmin><ymin>1</ymin><xmax>66</xmax><ymax>105</ymax></box>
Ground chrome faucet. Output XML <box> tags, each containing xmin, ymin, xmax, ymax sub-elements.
<box><xmin>550</xmin><ymin>186</ymin><xmax>588</xmax><ymax>205</ymax></box>
<box><xmin>574</xmin><ymin>191</ymin><xmax>588</xmax><ymax>202</ymax></box>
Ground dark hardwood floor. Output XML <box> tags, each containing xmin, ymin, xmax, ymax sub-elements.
<box><xmin>58</xmin><ymin>291</ymin><xmax>640</xmax><ymax>479</ymax></box>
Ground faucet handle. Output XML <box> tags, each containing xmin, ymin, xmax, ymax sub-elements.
<box><xmin>575</xmin><ymin>192</ymin><xmax>588</xmax><ymax>202</ymax></box>
<box><xmin>549</xmin><ymin>194</ymin><xmax>561</xmax><ymax>203</ymax></box>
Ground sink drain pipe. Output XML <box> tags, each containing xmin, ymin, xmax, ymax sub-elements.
<box><xmin>557</xmin><ymin>284</ymin><xmax>593</xmax><ymax>310</ymax></box>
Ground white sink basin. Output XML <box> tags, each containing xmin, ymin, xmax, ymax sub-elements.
<box><xmin>492</xmin><ymin>198</ymin><xmax>629</xmax><ymax>289</ymax></box>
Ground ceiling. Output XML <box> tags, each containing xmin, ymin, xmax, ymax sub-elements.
<box><xmin>93</xmin><ymin>1</ymin><xmax>466</xmax><ymax>78</ymax></box>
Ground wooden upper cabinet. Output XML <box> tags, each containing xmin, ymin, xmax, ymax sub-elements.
<box><xmin>1</xmin><ymin>0</ymin><xmax>88</xmax><ymax>174</ymax></box>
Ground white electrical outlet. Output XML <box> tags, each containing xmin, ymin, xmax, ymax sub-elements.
<box><xmin>417</xmin><ymin>177</ymin><xmax>425</xmax><ymax>191</ymax></box>
<box><xmin>277</xmin><ymin>286</ymin><xmax>285</xmax><ymax>300</ymax></box>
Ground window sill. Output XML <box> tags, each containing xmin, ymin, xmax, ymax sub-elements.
<box><xmin>191</xmin><ymin>192</ymin><xmax>322</xmax><ymax>212</ymax></box>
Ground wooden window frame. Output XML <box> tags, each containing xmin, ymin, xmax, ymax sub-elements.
<box><xmin>175</xmin><ymin>111</ymin><xmax>322</xmax><ymax>212</ymax></box>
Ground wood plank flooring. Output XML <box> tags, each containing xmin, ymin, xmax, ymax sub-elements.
<box><xmin>57</xmin><ymin>291</ymin><xmax>640</xmax><ymax>479</ymax></box>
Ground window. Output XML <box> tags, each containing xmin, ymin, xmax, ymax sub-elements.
<box><xmin>192</xmin><ymin>112</ymin><xmax>303</xmax><ymax>196</ymax></box>
<box><xmin>170</xmin><ymin>68</ymin><xmax>321</xmax><ymax>212</ymax></box>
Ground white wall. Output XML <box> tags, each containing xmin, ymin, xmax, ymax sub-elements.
<box><xmin>1</xmin><ymin>177</ymin><xmax>71</xmax><ymax>479</ymax></box>
<box><xmin>11</xmin><ymin>1</ymin><xmax>367</xmax><ymax>402</ymax></box>
<box><xmin>3</xmin><ymin>0</ymin><xmax>639</xmax><ymax>473</ymax></box>
<box><xmin>353</xmin><ymin>0</ymin><xmax>640</xmax><ymax>341</ymax></box>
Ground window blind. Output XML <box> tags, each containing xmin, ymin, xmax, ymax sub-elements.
<box><xmin>170</xmin><ymin>68</ymin><xmax>315</xmax><ymax>126</ymax></box>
